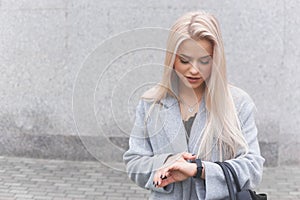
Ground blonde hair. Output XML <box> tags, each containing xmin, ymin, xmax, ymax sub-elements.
<box><xmin>142</xmin><ymin>11</ymin><xmax>248</xmax><ymax>161</ymax></box>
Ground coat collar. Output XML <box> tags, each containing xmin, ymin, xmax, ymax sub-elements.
<box><xmin>158</xmin><ymin>93</ymin><xmax>178</xmax><ymax>109</ymax></box>
<box><xmin>157</xmin><ymin>92</ymin><xmax>207</xmax><ymax>154</ymax></box>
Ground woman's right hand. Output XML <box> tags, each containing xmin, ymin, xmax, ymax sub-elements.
<box><xmin>152</xmin><ymin>152</ymin><xmax>197</xmax><ymax>188</ymax></box>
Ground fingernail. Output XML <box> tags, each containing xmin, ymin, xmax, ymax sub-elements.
<box><xmin>162</xmin><ymin>176</ymin><xmax>167</xmax><ymax>180</ymax></box>
<box><xmin>192</xmin><ymin>154</ymin><xmax>196</xmax><ymax>156</ymax></box>
<box><xmin>153</xmin><ymin>181</ymin><xmax>155</xmax><ymax>185</ymax></box>
<box><xmin>160</xmin><ymin>175</ymin><xmax>163</xmax><ymax>179</ymax></box>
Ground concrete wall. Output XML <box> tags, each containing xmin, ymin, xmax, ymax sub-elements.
<box><xmin>0</xmin><ymin>0</ymin><xmax>299</xmax><ymax>166</ymax></box>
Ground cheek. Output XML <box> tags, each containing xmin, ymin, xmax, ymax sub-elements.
<box><xmin>199</xmin><ymin>65</ymin><xmax>212</xmax><ymax>79</ymax></box>
<box><xmin>173</xmin><ymin>61</ymin><xmax>186</xmax><ymax>74</ymax></box>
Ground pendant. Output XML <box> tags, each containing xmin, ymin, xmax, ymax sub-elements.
<box><xmin>188</xmin><ymin>107</ymin><xmax>194</xmax><ymax>113</ymax></box>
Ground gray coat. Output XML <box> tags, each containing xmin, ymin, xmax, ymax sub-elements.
<box><xmin>123</xmin><ymin>86</ymin><xmax>265</xmax><ymax>200</ymax></box>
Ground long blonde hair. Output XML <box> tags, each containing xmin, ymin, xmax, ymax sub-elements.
<box><xmin>142</xmin><ymin>11</ymin><xmax>248</xmax><ymax>161</ymax></box>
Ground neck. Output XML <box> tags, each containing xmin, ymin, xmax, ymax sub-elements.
<box><xmin>178</xmin><ymin>82</ymin><xmax>205</xmax><ymax>103</ymax></box>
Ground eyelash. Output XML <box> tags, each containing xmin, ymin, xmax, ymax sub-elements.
<box><xmin>179</xmin><ymin>59</ymin><xmax>189</xmax><ymax>64</ymax></box>
<box><xmin>200</xmin><ymin>60</ymin><xmax>210</xmax><ymax>65</ymax></box>
<box><xmin>179</xmin><ymin>58</ymin><xmax>210</xmax><ymax>65</ymax></box>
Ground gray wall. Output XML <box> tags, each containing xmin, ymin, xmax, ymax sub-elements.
<box><xmin>0</xmin><ymin>0</ymin><xmax>299</xmax><ymax>167</ymax></box>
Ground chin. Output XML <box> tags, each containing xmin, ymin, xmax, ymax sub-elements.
<box><xmin>179</xmin><ymin>78</ymin><xmax>204</xmax><ymax>89</ymax></box>
<box><xmin>185</xmin><ymin>81</ymin><xmax>203</xmax><ymax>88</ymax></box>
<box><xmin>184</xmin><ymin>83</ymin><xmax>202</xmax><ymax>89</ymax></box>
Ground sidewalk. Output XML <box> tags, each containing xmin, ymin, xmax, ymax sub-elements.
<box><xmin>0</xmin><ymin>156</ymin><xmax>299</xmax><ymax>200</ymax></box>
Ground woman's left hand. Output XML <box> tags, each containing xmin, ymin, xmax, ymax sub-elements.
<box><xmin>153</xmin><ymin>152</ymin><xmax>197</xmax><ymax>188</ymax></box>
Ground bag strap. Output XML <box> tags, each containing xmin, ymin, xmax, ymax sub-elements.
<box><xmin>223</xmin><ymin>162</ymin><xmax>242</xmax><ymax>192</ymax></box>
<box><xmin>215</xmin><ymin>162</ymin><xmax>236</xmax><ymax>200</ymax></box>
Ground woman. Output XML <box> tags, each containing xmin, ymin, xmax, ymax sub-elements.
<box><xmin>123</xmin><ymin>11</ymin><xmax>264</xmax><ymax>200</ymax></box>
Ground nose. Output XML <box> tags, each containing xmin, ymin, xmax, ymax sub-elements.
<box><xmin>190</xmin><ymin>61</ymin><xmax>199</xmax><ymax>74</ymax></box>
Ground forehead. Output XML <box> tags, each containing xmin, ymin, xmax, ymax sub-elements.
<box><xmin>177</xmin><ymin>39</ymin><xmax>213</xmax><ymax>57</ymax></box>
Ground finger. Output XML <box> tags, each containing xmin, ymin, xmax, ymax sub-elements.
<box><xmin>157</xmin><ymin>172</ymin><xmax>171</xmax><ymax>187</ymax></box>
<box><xmin>160</xmin><ymin>169</ymin><xmax>171</xmax><ymax>180</ymax></box>
<box><xmin>162</xmin><ymin>170</ymin><xmax>171</xmax><ymax>180</ymax></box>
<box><xmin>157</xmin><ymin>174</ymin><xmax>175</xmax><ymax>188</ymax></box>
<box><xmin>159</xmin><ymin>179</ymin><xmax>173</xmax><ymax>187</ymax></box>
<box><xmin>182</xmin><ymin>152</ymin><xmax>195</xmax><ymax>157</ymax></box>
<box><xmin>182</xmin><ymin>152</ymin><xmax>197</xmax><ymax>160</ymax></box>
<box><xmin>156</xmin><ymin>163</ymin><xmax>177</xmax><ymax>186</ymax></box>
<box><xmin>153</xmin><ymin>170</ymin><xmax>163</xmax><ymax>187</ymax></box>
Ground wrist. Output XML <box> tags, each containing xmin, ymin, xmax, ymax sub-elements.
<box><xmin>201</xmin><ymin>163</ymin><xmax>205</xmax><ymax>179</ymax></box>
<box><xmin>191</xmin><ymin>163</ymin><xmax>197</xmax><ymax>177</ymax></box>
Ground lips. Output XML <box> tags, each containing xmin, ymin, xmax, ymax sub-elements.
<box><xmin>185</xmin><ymin>76</ymin><xmax>201</xmax><ymax>83</ymax></box>
<box><xmin>186</xmin><ymin>76</ymin><xmax>201</xmax><ymax>80</ymax></box>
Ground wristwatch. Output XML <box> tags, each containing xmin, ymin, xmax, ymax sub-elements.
<box><xmin>192</xmin><ymin>159</ymin><xmax>203</xmax><ymax>179</ymax></box>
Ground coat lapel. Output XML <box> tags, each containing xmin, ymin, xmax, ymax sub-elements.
<box><xmin>188</xmin><ymin>97</ymin><xmax>207</xmax><ymax>154</ymax></box>
<box><xmin>158</xmin><ymin>95</ymin><xmax>188</xmax><ymax>153</ymax></box>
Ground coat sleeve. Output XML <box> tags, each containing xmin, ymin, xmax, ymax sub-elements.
<box><xmin>123</xmin><ymin>99</ymin><xmax>174</xmax><ymax>193</ymax></box>
<box><xmin>195</xmin><ymin>93</ymin><xmax>265</xmax><ymax>200</ymax></box>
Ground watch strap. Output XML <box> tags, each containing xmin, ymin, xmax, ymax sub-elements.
<box><xmin>193</xmin><ymin>159</ymin><xmax>203</xmax><ymax>179</ymax></box>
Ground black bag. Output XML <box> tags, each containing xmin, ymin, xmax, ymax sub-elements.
<box><xmin>216</xmin><ymin>162</ymin><xmax>267</xmax><ymax>200</ymax></box>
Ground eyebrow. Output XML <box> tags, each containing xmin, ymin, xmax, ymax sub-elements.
<box><xmin>179</xmin><ymin>54</ymin><xmax>211</xmax><ymax>59</ymax></box>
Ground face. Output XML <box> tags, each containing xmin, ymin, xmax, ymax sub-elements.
<box><xmin>174</xmin><ymin>39</ymin><xmax>213</xmax><ymax>90</ymax></box>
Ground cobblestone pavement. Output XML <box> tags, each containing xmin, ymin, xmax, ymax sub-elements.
<box><xmin>0</xmin><ymin>156</ymin><xmax>299</xmax><ymax>200</ymax></box>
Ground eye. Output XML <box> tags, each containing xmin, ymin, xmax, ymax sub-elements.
<box><xmin>179</xmin><ymin>57</ymin><xmax>189</xmax><ymax>64</ymax></box>
<box><xmin>199</xmin><ymin>57</ymin><xmax>211</xmax><ymax>65</ymax></box>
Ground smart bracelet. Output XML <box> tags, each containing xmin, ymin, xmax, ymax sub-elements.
<box><xmin>192</xmin><ymin>159</ymin><xmax>203</xmax><ymax>179</ymax></box>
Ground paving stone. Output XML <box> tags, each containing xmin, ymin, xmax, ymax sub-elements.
<box><xmin>0</xmin><ymin>156</ymin><xmax>299</xmax><ymax>199</ymax></box>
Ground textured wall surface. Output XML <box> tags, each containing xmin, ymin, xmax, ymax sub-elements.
<box><xmin>0</xmin><ymin>0</ymin><xmax>299</xmax><ymax>166</ymax></box>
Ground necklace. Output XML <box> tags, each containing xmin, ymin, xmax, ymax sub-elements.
<box><xmin>179</xmin><ymin>96</ymin><xmax>202</xmax><ymax>113</ymax></box>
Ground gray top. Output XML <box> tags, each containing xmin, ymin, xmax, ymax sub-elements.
<box><xmin>123</xmin><ymin>86</ymin><xmax>265</xmax><ymax>200</ymax></box>
<box><xmin>183</xmin><ymin>113</ymin><xmax>197</xmax><ymax>142</ymax></box>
